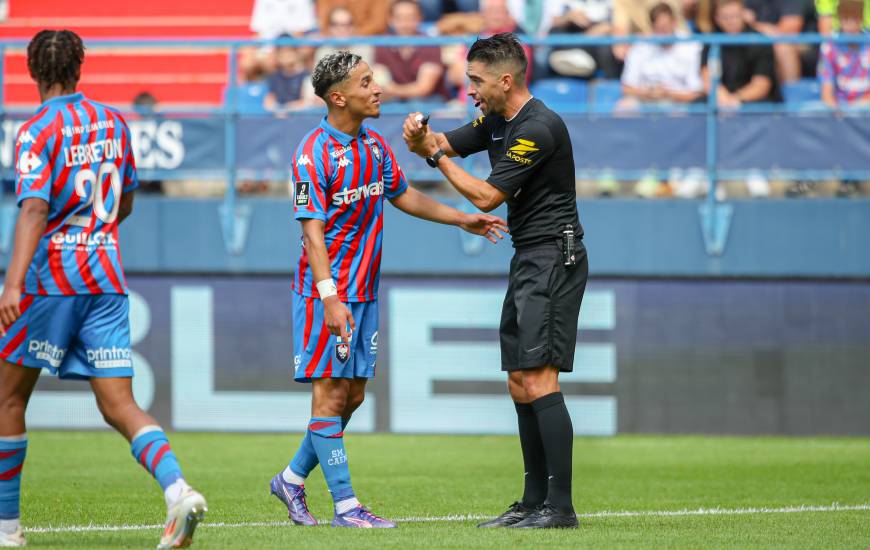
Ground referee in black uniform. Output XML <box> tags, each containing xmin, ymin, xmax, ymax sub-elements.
<box><xmin>403</xmin><ymin>33</ymin><xmax>587</xmax><ymax>529</ymax></box>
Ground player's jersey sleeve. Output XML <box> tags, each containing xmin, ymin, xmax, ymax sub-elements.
<box><xmin>486</xmin><ymin>121</ymin><xmax>555</xmax><ymax>198</ymax></box>
<box><xmin>14</xmin><ymin>124</ymin><xmax>54</xmax><ymax>206</ymax></box>
<box><xmin>118</xmin><ymin>115</ymin><xmax>140</xmax><ymax>193</ymax></box>
<box><xmin>444</xmin><ymin>115</ymin><xmax>491</xmax><ymax>158</ymax></box>
<box><xmin>380</xmin><ymin>138</ymin><xmax>409</xmax><ymax>199</ymax></box>
<box><xmin>292</xmin><ymin>135</ymin><xmax>331</xmax><ymax>222</ymax></box>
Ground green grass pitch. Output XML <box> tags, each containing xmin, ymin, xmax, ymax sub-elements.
<box><xmin>18</xmin><ymin>432</ymin><xmax>870</xmax><ymax>548</ymax></box>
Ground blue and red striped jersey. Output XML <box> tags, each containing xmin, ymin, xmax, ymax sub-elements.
<box><xmin>14</xmin><ymin>92</ymin><xmax>138</xmax><ymax>296</ymax></box>
<box><xmin>292</xmin><ymin>117</ymin><xmax>408</xmax><ymax>302</ymax></box>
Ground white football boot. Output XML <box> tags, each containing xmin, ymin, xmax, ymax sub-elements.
<box><xmin>156</xmin><ymin>488</ymin><xmax>207</xmax><ymax>550</ymax></box>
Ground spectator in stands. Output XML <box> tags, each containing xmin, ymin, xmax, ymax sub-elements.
<box><xmin>317</xmin><ymin>0</ymin><xmax>390</xmax><ymax>35</ymax></box>
<box><xmin>743</xmin><ymin>0</ymin><xmax>819</xmax><ymax>83</ymax></box>
<box><xmin>264</xmin><ymin>39</ymin><xmax>319</xmax><ymax>112</ymax></box>
<box><xmin>817</xmin><ymin>0</ymin><xmax>870</xmax><ymax>33</ymax></box>
<box><xmin>545</xmin><ymin>0</ymin><xmax>622</xmax><ymax>79</ymax></box>
<box><xmin>375</xmin><ymin>0</ymin><xmax>448</xmax><ymax>102</ymax></box>
<box><xmin>418</xmin><ymin>0</ymin><xmax>481</xmax><ymax>22</ymax></box>
<box><xmin>702</xmin><ymin>0</ymin><xmax>782</xmax><ymax>107</ymax></box>
<box><xmin>250</xmin><ymin>0</ymin><xmax>317</xmax><ymax>38</ymax></box>
<box><xmin>314</xmin><ymin>7</ymin><xmax>376</xmax><ymax>65</ymax></box>
<box><xmin>618</xmin><ymin>3</ymin><xmax>703</xmax><ymax>107</ymax></box>
<box><xmin>681</xmin><ymin>0</ymin><xmax>715</xmax><ymax>31</ymax></box>
<box><xmin>819</xmin><ymin>0</ymin><xmax>870</xmax><ymax>107</ymax></box>
<box><xmin>611</xmin><ymin>0</ymin><xmax>686</xmax><ymax>62</ymax></box>
<box><xmin>446</xmin><ymin>0</ymin><xmax>530</xmax><ymax>97</ymax></box>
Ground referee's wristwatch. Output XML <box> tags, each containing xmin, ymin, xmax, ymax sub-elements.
<box><xmin>426</xmin><ymin>149</ymin><xmax>446</xmax><ymax>168</ymax></box>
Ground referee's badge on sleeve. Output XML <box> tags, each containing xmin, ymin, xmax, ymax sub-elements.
<box><xmin>295</xmin><ymin>181</ymin><xmax>311</xmax><ymax>206</ymax></box>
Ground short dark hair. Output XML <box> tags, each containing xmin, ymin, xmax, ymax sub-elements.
<box><xmin>466</xmin><ymin>32</ymin><xmax>528</xmax><ymax>80</ymax></box>
<box><xmin>649</xmin><ymin>2</ymin><xmax>676</xmax><ymax>24</ymax></box>
<box><xmin>311</xmin><ymin>51</ymin><xmax>363</xmax><ymax>99</ymax></box>
<box><xmin>27</xmin><ymin>29</ymin><xmax>85</xmax><ymax>91</ymax></box>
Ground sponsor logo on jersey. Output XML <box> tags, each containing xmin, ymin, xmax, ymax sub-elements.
<box><xmin>28</xmin><ymin>339</ymin><xmax>66</xmax><ymax>368</ymax></box>
<box><xmin>332</xmin><ymin>180</ymin><xmax>384</xmax><ymax>206</ymax></box>
<box><xmin>506</xmin><ymin>138</ymin><xmax>538</xmax><ymax>165</ymax></box>
<box><xmin>18</xmin><ymin>151</ymin><xmax>42</xmax><ymax>175</ymax></box>
<box><xmin>295</xmin><ymin>181</ymin><xmax>311</xmax><ymax>206</ymax></box>
<box><xmin>50</xmin><ymin>231</ymin><xmax>117</xmax><ymax>248</ymax></box>
<box><xmin>472</xmin><ymin>115</ymin><xmax>485</xmax><ymax>128</ymax></box>
<box><xmin>331</xmin><ymin>146</ymin><xmax>352</xmax><ymax>158</ymax></box>
<box><xmin>337</xmin><ymin>156</ymin><xmax>352</xmax><ymax>168</ymax></box>
<box><xmin>86</xmin><ymin>346</ymin><xmax>133</xmax><ymax>368</ymax></box>
<box><xmin>297</xmin><ymin>154</ymin><xmax>312</xmax><ymax>167</ymax></box>
<box><xmin>16</xmin><ymin>130</ymin><xmax>34</xmax><ymax>146</ymax></box>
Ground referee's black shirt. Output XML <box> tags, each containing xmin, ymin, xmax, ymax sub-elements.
<box><xmin>444</xmin><ymin>97</ymin><xmax>582</xmax><ymax>248</ymax></box>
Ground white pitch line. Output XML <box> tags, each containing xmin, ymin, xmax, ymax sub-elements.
<box><xmin>24</xmin><ymin>503</ymin><xmax>870</xmax><ymax>534</ymax></box>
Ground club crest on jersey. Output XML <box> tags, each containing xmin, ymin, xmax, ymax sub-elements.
<box><xmin>335</xmin><ymin>338</ymin><xmax>350</xmax><ymax>363</ymax></box>
<box><xmin>371</xmin><ymin>144</ymin><xmax>381</xmax><ymax>162</ymax></box>
<box><xmin>295</xmin><ymin>181</ymin><xmax>311</xmax><ymax>206</ymax></box>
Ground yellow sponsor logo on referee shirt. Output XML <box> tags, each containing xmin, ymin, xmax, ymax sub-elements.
<box><xmin>506</xmin><ymin>138</ymin><xmax>538</xmax><ymax>165</ymax></box>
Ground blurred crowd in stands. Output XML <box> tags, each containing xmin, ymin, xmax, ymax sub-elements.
<box><xmin>240</xmin><ymin>0</ymin><xmax>869</xmax><ymax>113</ymax></box>
<box><xmin>117</xmin><ymin>0</ymin><xmax>866</xmax><ymax>198</ymax></box>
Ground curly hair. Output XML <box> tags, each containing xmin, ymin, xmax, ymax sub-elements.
<box><xmin>311</xmin><ymin>51</ymin><xmax>362</xmax><ymax>99</ymax></box>
<box><xmin>27</xmin><ymin>30</ymin><xmax>85</xmax><ymax>91</ymax></box>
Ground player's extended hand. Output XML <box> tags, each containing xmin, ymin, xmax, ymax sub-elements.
<box><xmin>459</xmin><ymin>213</ymin><xmax>510</xmax><ymax>244</ymax></box>
<box><xmin>402</xmin><ymin>112</ymin><xmax>438</xmax><ymax>158</ymax></box>
<box><xmin>0</xmin><ymin>285</ymin><xmax>22</xmax><ymax>337</ymax></box>
<box><xmin>323</xmin><ymin>295</ymin><xmax>356</xmax><ymax>341</ymax></box>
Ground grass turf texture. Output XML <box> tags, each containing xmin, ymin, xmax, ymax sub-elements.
<box><xmin>20</xmin><ymin>432</ymin><xmax>870</xmax><ymax>549</ymax></box>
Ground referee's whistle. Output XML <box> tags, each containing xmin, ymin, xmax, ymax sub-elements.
<box><xmin>415</xmin><ymin>113</ymin><xmax>430</xmax><ymax>127</ymax></box>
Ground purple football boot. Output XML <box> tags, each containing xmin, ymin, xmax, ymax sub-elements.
<box><xmin>332</xmin><ymin>505</ymin><xmax>397</xmax><ymax>528</ymax></box>
<box><xmin>269</xmin><ymin>473</ymin><xmax>318</xmax><ymax>526</ymax></box>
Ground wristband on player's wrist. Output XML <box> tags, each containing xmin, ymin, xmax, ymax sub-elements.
<box><xmin>316</xmin><ymin>279</ymin><xmax>338</xmax><ymax>300</ymax></box>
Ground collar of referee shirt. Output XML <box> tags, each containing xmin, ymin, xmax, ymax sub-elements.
<box><xmin>319</xmin><ymin>116</ymin><xmax>372</xmax><ymax>146</ymax></box>
<box><xmin>39</xmin><ymin>91</ymin><xmax>85</xmax><ymax>109</ymax></box>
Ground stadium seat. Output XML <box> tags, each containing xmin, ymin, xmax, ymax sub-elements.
<box><xmin>225</xmin><ymin>83</ymin><xmax>269</xmax><ymax>114</ymax></box>
<box><xmin>530</xmin><ymin>78</ymin><xmax>588</xmax><ymax>110</ymax></box>
<box><xmin>591</xmin><ymin>80</ymin><xmax>623</xmax><ymax>109</ymax></box>
<box><xmin>782</xmin><ymin>79</ymin><xmax>821</xmax><ymax>105</ymax></box>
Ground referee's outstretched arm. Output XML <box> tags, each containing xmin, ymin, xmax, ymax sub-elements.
<box><xmin>402</xmin><ymin>114</ymin><xmax>507</xmax><ymax>213</ymax></box>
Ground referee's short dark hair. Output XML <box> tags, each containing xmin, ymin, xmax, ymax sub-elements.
<box><xmin>27</xmin><ymin>29</ymin><xmax>85</xmax><ymax>91</ymax></box>
<box><xmin>311</xmin><ymin>51</ymin><xmax>363</xmax><ymax>100</ymax></box>
<box><xmin>467</xmin><ymin>32</ymin><xmax>528</xmax><ymax>82</ymax></box>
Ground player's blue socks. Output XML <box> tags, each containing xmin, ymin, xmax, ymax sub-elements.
<box><xmin>0</xmin><ymin>435</ymin><xmax>27</xmax><ymax>520</ymax></box>
<box><xmin>130</xmin><ymin>426</ymin><xmax>183</xmax><ymax>490</ymax></box>
<box><xmin>289</xmin><ymin>417</ymin><xmax>350</xmax><ymax>480</ymax></box>
<box><xmin>308</xmin><ymin>417</ymin><xmax>356</xmax><ymax>504</ymax></box>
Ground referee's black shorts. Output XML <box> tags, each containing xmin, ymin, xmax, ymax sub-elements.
<box><xmin>500</xmin><ymin>239</ymin><xmax>588</xmax><ymax>373</ymax></box>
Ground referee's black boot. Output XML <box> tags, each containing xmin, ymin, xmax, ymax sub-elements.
<box><xmin>476</xmin><ymin>501</ymin><xmax>535</xmax><ymax>528</ymax></box>
<box><xmin>509</xmin><ymin>503</ymin><xmax>579</xmax><ymax>529</ymax></box>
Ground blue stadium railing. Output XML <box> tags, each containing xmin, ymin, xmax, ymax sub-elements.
<box><xmin>1</xmin><ymin>33</ymin><xmax>868</xmax><ymax>255</ymax></box>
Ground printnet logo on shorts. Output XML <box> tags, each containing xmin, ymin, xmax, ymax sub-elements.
<box><xmin>28</xmin><ymin>339</ymin><xmax>66</xmax><ymax>368</ymax></box>
<box><xmin>86</xmin><ymin>346</ymin><xmax>133</xmax><ymax>369</ymax></box>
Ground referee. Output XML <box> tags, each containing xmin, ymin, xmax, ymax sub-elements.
<box><xmin>403</xmin><ymin>33</ymin><xmax>587</xmax><ymax>529</ymax></box>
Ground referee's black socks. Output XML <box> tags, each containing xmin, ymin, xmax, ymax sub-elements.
<box><xmin>531</xmin><ymin>392</ymin><xmax>574</xmax><ymax>513</ymax></box>
<box><xmin>514</xmin><ymin>402</ymin><xmax>548</xmax><ymax>508</ymax></box>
